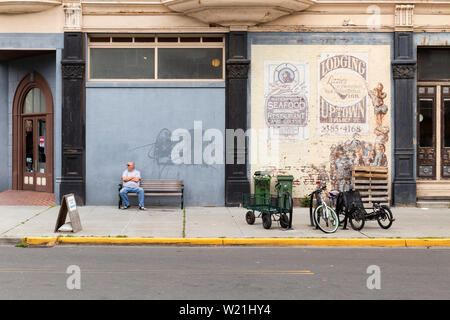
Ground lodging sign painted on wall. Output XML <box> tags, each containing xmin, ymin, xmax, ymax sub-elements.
<box><xmin>264</xmin><ymin>62</ymin><xmax>310</xmax><ymax>141</ymax></box>
<box><xmin>318</xmin><ymin>53</ymin><xmax>369</xmax><ymax>136</ymax></box>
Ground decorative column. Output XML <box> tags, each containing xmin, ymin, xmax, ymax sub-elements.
<box><xmin>60</xmin><ymin>2</ymin><xmax>86</xmax><ymax>204</ymax></box>
<box><xmin>392</xmin><ymin>6</ymin><xmax>417</xmax><ymax>205</ymax></box>
<box><xmin>225</xmin><ymin>31</ymin><xmax>251</xmax><ymax>206</ymax></box>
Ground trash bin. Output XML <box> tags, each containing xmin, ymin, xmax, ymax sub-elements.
<box><xmin>276</xmin><ymin>175</ymin><xmax>294</xmax><ymax>209</ymax></box>
<box><xmin>254</xmin><ymin>171</ymin><xmax>271</xmax><ymax>205</ymax></box>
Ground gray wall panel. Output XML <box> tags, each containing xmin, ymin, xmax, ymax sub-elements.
<box><xmin>86</xmin><ymin>85</ymin><xmax>226</xmax><ymax>206</ymax></box>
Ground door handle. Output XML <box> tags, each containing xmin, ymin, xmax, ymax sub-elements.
<box><xmin>35</xmin><ymin>160</ymin><xmax>37</xmax><ymax>172</ymax></box>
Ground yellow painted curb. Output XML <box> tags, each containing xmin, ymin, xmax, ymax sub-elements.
<box><xmin>23</xmin><ymin>237</ymin><xmax>58</xmax><ymax>245</ymax></box>
<box><xmin>21</xmin><ymin>237</ymin><xmax>450</xmax><ymax>247</ymax></box>
<box><xmin>405</xmin><ymin>239</ymin><xmax>450</xmax><ymax>247</ymax></box>
<box><xmin>222</xmin><ymin>238</ymin><xmax>407</xmax><ymax>247</ymax></box>
<box><xmin>58</xmin><ymin>237</ymin><xmax>223</xmax><ymax>246</ymax></box>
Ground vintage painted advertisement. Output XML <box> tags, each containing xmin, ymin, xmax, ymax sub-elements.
<box><xmin>318</xmin><ymin>53</ymin><xmax>369</xmax><ymax>136</ymax></box>
<box><xmin>251</xmin><ymin>45</ymin><xmax>391</xmax><ymax>199</ymax></box>
<box><xmin>264</xmin><ymin>61</ymin><xmax>310</xmax><ymax>141</ymax></box>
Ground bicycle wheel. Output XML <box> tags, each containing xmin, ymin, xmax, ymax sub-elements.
<box><xmin>337</xmin><ymin>205</ymin><xmax>347</xmax><ymax>225</ymax></box>
<box><xmin>314</xmin><ymin>205</ymin><xmax>339</xmax><ymax>233</ymax></box>
<box><xmin>349</xmin><ymin>210</ymin><xmax>365</xmax><ymax>231</ymax></box>
<box><xmin>279</xmin><ymin>213</ymin><xmax>289</xmax><ymax>228</ymax></box>
<box><xmin>309</xmin><ymin>193</ymin><xmax>316</xmax><ymax>226</ymax></box>
<box><xmin>377</xmin><ymin>206</ymin><xmax>393</xmax><ymax>229</ymax></box>
<box><xmin>284</xmin><ymin>192</ymin><xmax>294</xmax><ymax>229</ymax></box>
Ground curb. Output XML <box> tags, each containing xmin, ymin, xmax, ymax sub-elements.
<box><xmin>0</xmin><ymin>238</ymin><xmax>23</xmax><ymax>245</ymax></box>
<box><xmin>21</xmin><ymin>237</ymin><xmax>450</xmax><ymax>247</ymax></box>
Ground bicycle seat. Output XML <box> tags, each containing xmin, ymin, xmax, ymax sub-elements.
<box><xmin>329</xmin><ymin>190</ymin><xmax>340</xmax><ymax>198</ymax></box>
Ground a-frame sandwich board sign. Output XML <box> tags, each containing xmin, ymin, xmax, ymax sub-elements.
<box><xmin>54</xmin><ymin>193</ymin><xmax>82</xmax><ymax>233</ymax></box>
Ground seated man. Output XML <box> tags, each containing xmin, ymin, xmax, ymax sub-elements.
<box><xmin>120</xmin><ymin>162</ymin><xmax>145</xmax><ymax>210</ymax></box>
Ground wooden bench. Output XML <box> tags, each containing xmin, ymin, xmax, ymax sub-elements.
<box><xmin>118</xmin><ymin>180</ymin><xmax>184</xmax><ymax>209</ymax></box>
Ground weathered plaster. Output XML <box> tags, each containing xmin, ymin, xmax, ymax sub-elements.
<box><xmin>248</xmin><ymin>33</ymin><xmax>394</xmax><ymax>199</ymax></box>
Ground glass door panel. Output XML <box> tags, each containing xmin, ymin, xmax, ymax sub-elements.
<box><xmin>417</xmin><ymin>87</ymin><xmax>436</xmax><ymax>179</ymax></box>
<box><xmin>35</xmin><ymin>118</ymin><xmax>48</xmax><ymax>191</ymax></box>
<box><xmin>37</xmin><ymin>119</ymin><xmax>46</xmax><ymax>174</ymax></box>
<box><xmin>23</xmin><ymin>118</ymin><xmax>35</xmax><ymax>190</ymax></box>
<box><xmin>24</xmin><ymin>119</ymin><xmax>34</xmax><ymax>172</ymax></box>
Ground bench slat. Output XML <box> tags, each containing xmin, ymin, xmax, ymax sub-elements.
<box><xmin>141</xmin><ymin>186</ymin><xmax>181</xmax><ymax>191</ymax></box>
<box><xmin>127</xmin><ymin>193</ymin><xmax>182</xmax><ymax>197</ymax></box>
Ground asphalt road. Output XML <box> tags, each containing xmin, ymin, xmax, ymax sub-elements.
<box><xmin>0</xmin><ymin>246</ymin><xmax>449</xmax><ymax>300</ymax></box>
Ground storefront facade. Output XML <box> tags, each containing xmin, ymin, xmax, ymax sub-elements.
<box><xmin>1</xmin><ymin>1</ymin><xmax>449</xmax><ymax>206</ymax></box>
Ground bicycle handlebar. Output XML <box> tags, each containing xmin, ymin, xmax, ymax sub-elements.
<box><xmin>308</xmin><ymin>184</ymin><xmax>327</xmax><ymax>197</ymax></box>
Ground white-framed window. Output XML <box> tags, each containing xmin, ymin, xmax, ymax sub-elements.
<box><xmin>88</xmin><ymin>35</ymin><xmax>225</xmax><ymax>81</ymax></box>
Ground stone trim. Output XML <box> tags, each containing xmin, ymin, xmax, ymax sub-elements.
<box><xmin>63</xmin><ymin>2</ymin><xmax>82</xmax><ymax>32</ymax></box>
<box><xmin>395</xmin><ymin>4</ymin><xmax>414</xmax><ymax>30</ymax></box>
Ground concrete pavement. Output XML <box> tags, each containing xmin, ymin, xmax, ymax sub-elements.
<box><xmin>1</xmin><ymin>205</ymin><xmax>449</xmax><ymax>241</ymax></box>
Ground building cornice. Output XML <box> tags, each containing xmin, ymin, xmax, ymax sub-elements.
<box><xmin>2</xmin><ymin>0</ymin><xmax>450</xmax><ymax>34</ymax></box>
<box><xmin>0</xmin><ymin>0</ymin><xmax>61</xmax><ymax>13</ymax></box>
<box><xmin>163</xmin><ymin>0</ymin><xmax>315</xmax><ymax>26</ymax></box>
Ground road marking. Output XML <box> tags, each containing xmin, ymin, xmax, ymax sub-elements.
<box><xmin>0</xmin><ymin>268</ymin><xmax>314</xmax><ymax>276</ymax></box>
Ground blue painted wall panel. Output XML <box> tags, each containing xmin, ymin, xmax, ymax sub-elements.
<box><xmin>86</xmin><ymin>85</ymin><xmax>225</xmax><ymax>206</ymax></box>
<box><xmin>0</xmin><ymin>33</ymin><xmax>63</xmax><ymax>49</ymax></box>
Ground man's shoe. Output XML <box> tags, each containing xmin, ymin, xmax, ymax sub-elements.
<box><xmin>139</xmin><ymin>206</ymin><xmax>146</xmax><ymax>211</ymax></box>
<box><xmin>121</xmin><ymin>206</ymin><xmax>130</xmax><ymax>210</ymax></box>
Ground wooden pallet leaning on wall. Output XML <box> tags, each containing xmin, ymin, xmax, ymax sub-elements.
<box><xmin>352</xmin><ymin>166</ymin><xmax>389</xmax><ymax>209</ymax></box>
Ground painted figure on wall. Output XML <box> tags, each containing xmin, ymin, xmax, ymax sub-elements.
<box><xmin>367</xmin><ymin>82</ymin><xmax>388</xmax><ymax>126</ymax></box>
<box><xmin>329</xmin><ymin>83</ymin><xmax>389</xmax><ymax>191</ymax></box>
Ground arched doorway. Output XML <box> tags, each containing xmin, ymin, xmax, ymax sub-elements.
<box><xmin>12</xmin><ymin>73</ymin><xmax>53</xmax><ymax>193</ymax></box>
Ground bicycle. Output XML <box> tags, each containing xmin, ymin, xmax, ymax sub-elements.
<box><xmin>335</xmin><ymin>187</ymin><xmax>395</xmax><ymax>231</ymax></box>
<box><xmin>310</xmin><ymin>183</ymin><xmax>339</xmax><ymax>234</ymax></box>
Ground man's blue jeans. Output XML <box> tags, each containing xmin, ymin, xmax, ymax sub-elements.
<box><xmin>120</xmin><ymin>187</ymin><xmax>145</xmax><ymax>208</ymax></box>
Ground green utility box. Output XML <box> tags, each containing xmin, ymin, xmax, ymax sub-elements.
<box><xmin>276</xmin><ymin>175</ymin><xmax>294</xmax><ymax>209</ymax></box>
<box><xmin>253</xmin><ymin>171</ymin><xmax>271</xmax><ymax>205</ymax></box>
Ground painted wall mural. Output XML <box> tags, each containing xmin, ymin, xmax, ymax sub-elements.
<box><xmin>330</xmin><ymin>82</ymin><xmax>389</xmax><ymax>191</ymax></box>
<box><xmin>131</xmin><ymin>128</ymin><xmax>216</xmax><ymax>180</ymax></box>
<box><xmin>251</xmin><ymin>45</ymin><xmax>391</xmax><ymax>198</ymax></box>
<box><xmin>264</xmin><ymin>61</ymin><xmax>310</xmax><ymax>141</ymax></box>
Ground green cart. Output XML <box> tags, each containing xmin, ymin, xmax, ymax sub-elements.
<box><xmin>242</xmin><ymin>192</ymin><xmax>293</xmax><ymax>230</ymax></box>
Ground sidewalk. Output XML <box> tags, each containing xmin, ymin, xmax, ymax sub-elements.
<box><xmin>1</xmin><ymin>205</ymin><xmax>449</xmax><ymax>241</ymax></box>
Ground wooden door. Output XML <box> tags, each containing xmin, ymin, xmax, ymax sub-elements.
<box><xmin>13</xmin><ymin>74</ymin><xmax>54</xmax><ymax>193</ymax></box>
<box><xmin>441</xmin><ymin>86</ymin><xmax>450</xmax><ymax>179</ymax></box>
<box><xmin>21</xmin><ymin>116</ymin><xmax>50</xmax><ymax>192</ymax></box>
<box><xmin>417</xmin><ymin>86</ymin><xmax>437</xmax><ymax>179</ymax></box>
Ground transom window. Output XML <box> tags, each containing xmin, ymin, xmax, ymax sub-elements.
<box><xmin>23</xmin><ymin>88</ymin><xmax>46</xmax><ymax>114</ymax></box>
<box><xmin>88</xmin><ymin>35</ymin><xmax>225</xmax><ymax>81</ymax></box>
